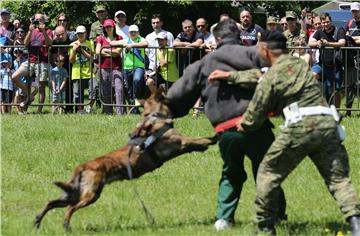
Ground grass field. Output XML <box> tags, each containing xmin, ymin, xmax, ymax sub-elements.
<box><xmin>1</xmin><ymin>113</ymin><xmax>360</xmax><ymax>236</ymax></box>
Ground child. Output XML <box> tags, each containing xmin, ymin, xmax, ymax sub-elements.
<box><xmin>13</xmin><ymin>48</ymin><xmax>33</xmax><ymax>114</ymax></box>
<box><xmin>50</xmin><ymin>54</ymin><xmax>68</xmax><ymax>114</ymax></box>
<box><xmin>0</xmin><ymin>52</ymin><xmax>13</xmax><ymax>113</ymax></box>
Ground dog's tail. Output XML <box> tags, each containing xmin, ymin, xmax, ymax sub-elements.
<box><xmin>53</xmin><ymin>181</ymin><xmax>74</xmax><ymax>194</ymax></box>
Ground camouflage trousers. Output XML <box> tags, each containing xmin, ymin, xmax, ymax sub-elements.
<box><xmin>255</xmin><ymin>117</ymin><xmax>360</xmax><ymax>225</ymax></box>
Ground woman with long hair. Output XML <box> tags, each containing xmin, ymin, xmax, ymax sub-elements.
<box><xmin>95</xmin><ymin>19</ymin><xmax>124</xmax><ymax>115</ymax></box>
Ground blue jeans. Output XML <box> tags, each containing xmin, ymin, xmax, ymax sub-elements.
<box><xmin>123</xmin><ymin>68</ymin><xmax>145</xmax><ymax>106</ymax></box>
<box><xmin>311</xmin><ymin>64</ymin><xmax>342</xmax><ymax>103</ymax></box>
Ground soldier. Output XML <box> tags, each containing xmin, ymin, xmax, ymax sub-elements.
<box><xmin>90</xmin><ymin>5</ymin><xmax>108</xmax><ymax>42</ymax></box>
<box><xmin>208</xmin><ymin>31</ymin><xmax>360</xmax><ymax>236</ymax></box>
<box><xmin>166</xmin><ymin>19</ymin><xmax>287</xmax><ymax>231</ymax></box>
<box><xmin>283</xmin><ymin>11</ymin><xmax>306</xmax><ymax>54</ymax></box>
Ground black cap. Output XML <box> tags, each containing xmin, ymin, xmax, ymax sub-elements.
<box><xmin>260</xmin><ymin>31</ymin><xmax>287</xmax><ymax>49</ymax></box>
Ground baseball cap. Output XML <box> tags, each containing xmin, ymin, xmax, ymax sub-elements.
<box><xmin>103</xmin><ymin>19</ymin><xmax>115</xmax><ymax>27</ymax></box>
<box><xmin>350</xmin><ymin>2</ymin><xmax>360</xmax><ymax>11</ymax></box>
<box><xmin>129</xmin><ymin>24</ymin><xmax>139</xmax><ymax>32</ymax></box>
<box><xmin>0</xmin><ymin>8</ymin><xmax>11</xmax><ymax>15</ymax></box>
<box><xmin>76</xmin><ymin>25</ymin><xmax>87</xmax><ymax>34</ymax></box>
<box><xmin>115</xmin><ymin>10</ymin><xmax>126</xmax><ymax>17</ymax></box>
<box><xmin>156</xmin><ymin>32</ymin><xmax>167</xmax><ymax>40</ymax></box>
<box><xmin>285</xmin><ymin>11</ymin><xmax>297</xmax><ymax>19</ymax></box>
<box><xmin>266</xmin><ymin>16</ymin><xmax>277</xmax><ymax>25</ymax></box>
<box><xmin>95</xmin><ymin>5</ymin><xmax>107</xmax><ymax>13</ymax></box>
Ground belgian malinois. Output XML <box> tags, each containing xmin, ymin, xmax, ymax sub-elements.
<box><xmin>34</xmin><ymin>90</ymin><xmax>216</xmax><ymax>230</ymax></box>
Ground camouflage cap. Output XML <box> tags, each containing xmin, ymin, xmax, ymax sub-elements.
<box><xmin>260</xmin><ymin>30</ymin><xmax>287</xmax><ymax>49</ymax></box>
<box><xmin>285</xmin><ymin>11</ymin><xmax>297</xmax><ymax>19</ymax></box>
<box><xmin>267</xmin><ymin>16</ymin><xmax>277</xmax><ymax>24</ymax></box>
<box><xmin>95</xmin><ymin>5</ymin><xmax>107</xmax><ymax>13</ymax></box>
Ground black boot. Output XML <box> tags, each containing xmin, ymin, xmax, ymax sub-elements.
<box><xmin>256</xmin><ymin>224</ymin><xmax>276</xmax><ymax>236</ymax></box>
<box><xmin>349</xmin><ymin>216</ymin><xmax>360</xmax><ymax>236</ymax></box>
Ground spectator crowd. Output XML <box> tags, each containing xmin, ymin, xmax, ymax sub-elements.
<box><xmin>1</xmin><ymin>3</ymin><xmax>360</xmax><ymax>115</ymax></box>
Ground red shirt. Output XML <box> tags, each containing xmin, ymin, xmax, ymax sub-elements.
<box><xmin>96</xmin><ymin>35</ymin><xmax>123</xmax><ymax>69</ymax></box>
<box><xmin>28</xmin><ymin>28</ymin><xmax>53</xmax><ymax>63</ymax></box>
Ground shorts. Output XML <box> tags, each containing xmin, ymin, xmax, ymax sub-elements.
<box><xmin>311</xmin><ymin>63</ymin><xmax>322</xmax><ymax>75</ymax></box>
<box><xmin>0</xmin><ymin>89</ymin><xmax>14</xmax><ymax>103</ymax></box>
<box><xmin>18</xmin><ymin>61</ymin><xmax>50</xmax><ymax>82</ymax></box>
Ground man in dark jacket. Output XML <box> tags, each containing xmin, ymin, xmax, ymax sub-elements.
<box><xmin>166</xmin><ymin>19</ymin><xmax>286</xmax><ymax>230</ymax></box>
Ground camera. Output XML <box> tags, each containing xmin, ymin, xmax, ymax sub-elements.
<box><xmin>32</xmin><ymin>20</ymin><xmax>39</xmax><ymax>27</ymax></box>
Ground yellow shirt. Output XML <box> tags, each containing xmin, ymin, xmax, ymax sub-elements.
<box><xmin>157</xmin><ymin>48</ymin><xmax>178</xmax><ymax>82</ymax></box>
<box><xmin>69</xmin><ymin>40</ymin><xmax>94</xmax><ymax>80</ymax></box>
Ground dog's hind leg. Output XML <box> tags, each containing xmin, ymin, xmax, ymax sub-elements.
<box><xmin>63</xmin><ymin>191</ymin><xmax>99</xmax><ymax>231</ymax></box>
<box><xmin>34</xmin><ymin>198</ymin><xmax>69</xmax><ymax>229</ymax></box>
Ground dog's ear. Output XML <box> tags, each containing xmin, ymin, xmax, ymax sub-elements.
<box><xmin>154</xmin><ymin>86</ymin><xmax>166</xmax><ymax>102</ymax></box>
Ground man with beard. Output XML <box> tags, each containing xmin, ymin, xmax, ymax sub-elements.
<box><xmin>239</xmin><ymin>9</ymin><xmax>264</xmax><ymax>46</ymax></box>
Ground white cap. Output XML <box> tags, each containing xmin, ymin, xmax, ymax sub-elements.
<box><xmin>129</xmin><ymin>24</ymin><xmax>139</xmax><ymax>32</ymax></box>
<box><xmin>351</xmin><ymin>2</ymin><xmax>360</xmax><ymax>11</ymax></box>
<box><xmin>156</xmin><ymin>32</ymin><xmax>167</xmax><ymax>40</ymax></box>
<box><xmin>76</xmin><ymin>25</ymin><xmax>87</xmax><ymax>33</ymax></box>
<box><xmin>115</xmin><ymin>10</ymin><xmax>126</xmax><ymax>17</ymax></box>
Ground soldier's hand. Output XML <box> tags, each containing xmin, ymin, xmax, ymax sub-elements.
<box><xmin>208</xmin><ymin>70</ymin><xmax>231</xmax><ymax>83</ymax></box>
<box><xmin>236</xmin><ymin>118</ymin><xmax>244</xmax><ymax>132</ymax></box>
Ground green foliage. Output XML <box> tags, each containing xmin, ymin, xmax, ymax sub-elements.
<box><xmin>1</xmin><ymin>114</ymin><xmax>360</xmax><ymax>235</ymax></box>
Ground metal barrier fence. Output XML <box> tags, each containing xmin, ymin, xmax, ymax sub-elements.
<box><xmin>1</xmin><ymin>44</ymin><xmax>360</xmax><ymax>115</ymax></box>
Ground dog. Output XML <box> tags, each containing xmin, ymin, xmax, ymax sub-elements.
<box><xmin>34</xmin><ymin>89</ymin><xmax>216</xmax><ymax>230</ymax></box>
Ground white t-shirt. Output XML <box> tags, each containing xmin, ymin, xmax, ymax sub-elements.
<box><xmin>145</xmin><ymin>30</ymin><xmax>174</xmax><ymax>71</ymax></box>
<box><xmin>116</xmin><ymin>24</ymin><xmax>129</xmax><ymax>40</ymax></box>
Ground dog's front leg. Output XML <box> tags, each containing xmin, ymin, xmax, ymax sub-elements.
<box><xmin>171</xmin><ymin>134</ymin><xmax>217</xmax><ymax>152</ymax></box>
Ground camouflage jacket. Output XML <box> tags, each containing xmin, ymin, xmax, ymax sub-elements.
<box><xmin>90</xmin><ymin>20</ymin><xmax>103</xmax><ymax>42</ymax></box>
<box><xmin>283</xmin><ymin>26</ymin><xmax>306</xmax><ymax>54</ymax></box>
<box><xmin>235</xmin><ymin>54</ymin><xmax>331</xmax><ymax>131</ymax></box>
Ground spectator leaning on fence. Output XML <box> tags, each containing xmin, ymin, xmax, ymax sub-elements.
<box><xmin>69</xmin><ymin>25</ymin><xmax>95</xmax><ymax>113</ymax></box>
<box><xmin>343</xmin><ymin>2</ymin><xmax>360</xmax><ymax>117</ymax></box>
<box><xmin>146</xmin><ymin>32</ymin><xmax>178</xmax><ymax>92</ymax></box>
<box><xmin>110</xmin><ymin>24</ymin><xmax>148</xmax><ymax>114</ymax></box>
<box><xmin>95</xmin><ymin>19</ymin><xmax>124</xmax><ymax>115</ymax></box>
<box><xmin>11</xmin><ymin>13</ymin><xmax>53</xmax><ymax>112</ymax></box>
<box><xmin>145</xmin><ymin>14</ymin><xmax>174</xmax><ymax>75</ymax></box>
<box><xmin>174</xmin><ymin>19</ymin><xmax>204</xmax><ymax>77</ymax></box>
<box><xmin>114</xmin><ymin>10</ymin><xmax>129</xmax><ymax>40</ymax></box>
<box><xmin>308</xmin><ymin>12</ymin><xmax>346</xmax><ymax>108</ymax></box>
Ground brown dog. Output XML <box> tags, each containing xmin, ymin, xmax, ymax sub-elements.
<box><xmin>34</xmin><ymin>90</ymin><xmax>216</xmax><ymax>230</ymax></box>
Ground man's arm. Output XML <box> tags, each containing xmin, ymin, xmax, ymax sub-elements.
<box><xmin>166</xmin><ymin>60</ymin><xmax>203</xmax><ymax>118</ymax></box>
<box><xmin>238</xmin><ymin>73</ymin><xmax>274</xmax><ymax>131</ymax></box>
<box><xmin>208</xmin><ymin>68</ymin><xmax>262</xmax><ymax>89</ymax></box>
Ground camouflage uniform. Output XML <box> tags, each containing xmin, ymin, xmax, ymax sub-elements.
<box><xmin>283</xmin><ymin>26</ymin><xmax>306</xmax><ymax>54</ymax></box>
<box><xmin>90</xmin><ymin>20</ymin><xmax>103</xmax><ymax>42</ymax></box>
<box><xmin>231</xmin><ymin>54</ymin><xmax>360</xmax><ymax>226</ymax></box>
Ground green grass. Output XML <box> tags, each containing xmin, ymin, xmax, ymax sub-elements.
<box><xmin>1</xmin><ymin>114</ymin><xmax>360</xmax><ymax>236</ymax></box>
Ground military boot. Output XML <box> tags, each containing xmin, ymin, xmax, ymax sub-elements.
<box><xmin>349</xmin><ymin>216</ymin><xmax>360</xmax><ymax>236</ymax></box>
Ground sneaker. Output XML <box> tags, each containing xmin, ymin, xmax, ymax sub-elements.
<box><xmin>85</xmin><ymin>106</ymin><xmax>93</xmax><ymax>113</ymax></box>
<box><xmin>214</xmin><ymin>219</ymin><xmax>231</xmax><ymax>231</ymax></box>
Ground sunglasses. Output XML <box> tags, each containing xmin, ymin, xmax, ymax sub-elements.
<box><xmin>16</xmin><ymin>31</ymin><xmax>25</xmax><ymax>34</ymax></box>
<box><xmin>58</xmin><ymin>19</ymin><xmax>67</xmax><ymax>22</ymax></box>
<box><xmin>196</xmin><ymin>25</ymin><xmax>205</xmax><ymax>28</ymax></box>
<box><xmin>280</xmin><ymin>23</ymin><xmax>287</xmax><ymax>26</ymax></box>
